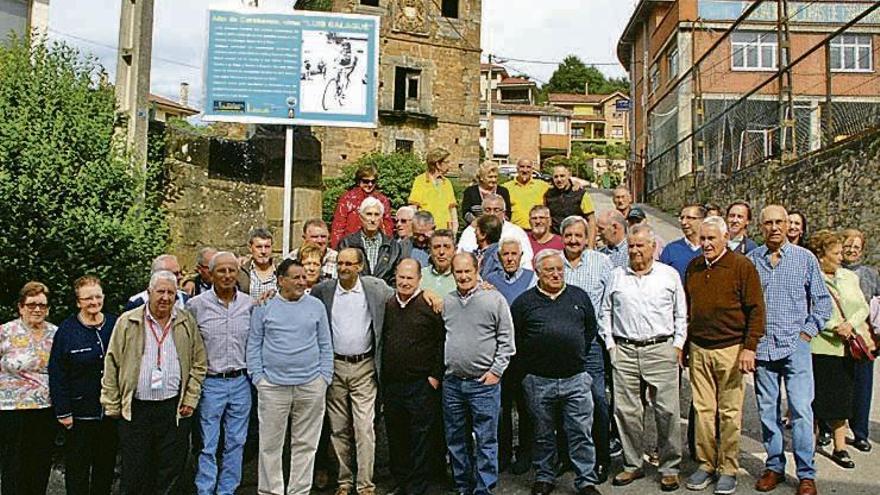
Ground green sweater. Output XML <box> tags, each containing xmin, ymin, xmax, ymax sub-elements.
<box><xmin>812</xmin><ymin>268</ymin><xmax>871</xmax><ymax>357</ymax></box>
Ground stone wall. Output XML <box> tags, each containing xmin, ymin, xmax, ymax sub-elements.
<box><xmin>647</xmin><ymin>128</ymin><xmax>880</xmax><ymax>264</ymax></box>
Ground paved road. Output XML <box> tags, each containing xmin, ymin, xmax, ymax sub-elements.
<box><xmin>44</xmin><ymin>190</ymin><xmax>880</xmax><ymax>494</ymax></box>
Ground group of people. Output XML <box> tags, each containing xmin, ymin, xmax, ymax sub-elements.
<box><xmin>1</xmin><ymin>148</ymin><xmax>878</xmax><ymax>495</ymax></box>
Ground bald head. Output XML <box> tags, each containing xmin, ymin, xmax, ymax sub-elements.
<box><xmin>759</xmin><ymin>204</ymin><xmax>790</xmax><ymax>249</ymax></box>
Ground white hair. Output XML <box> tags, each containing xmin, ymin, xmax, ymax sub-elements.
<box><xmin>148</xmin><ymin>270</ymin><xmax>178</xmax><ymax>291</ymax></box>
<box><xmin>560</xmin><ymin>215</ymin><xmax>589</xmax><ymax>234</ymax></box>
<box><xmin>481</xmin><ymin>193</ymin><xmax>506</xmax><ymax>209</ymax></box>
<box><xmin>208</xmin><ymin>251</ymin><xmax>237</xmax><ymax>271</ymax></box>
<box><xmin>498</xmin><ymin>236</ymin><xmax>521</xmax><ymax>250</ymax></box>
<box><xmin>358</xmin><ymin>196</ymin><xmax>385</xmax><ymax>216</ymax></box>
<box><xmin>396</xmin><ymin>206</ymin><xmax>415</xmax><ymax>218</ymax></box>
<box><xmin>702</xmin><ymin>215</ymin><xmax>729</xmax><ymax>236</ymax></box>
<box><xmin>534</xmin><ymin>249</ymin><xmax>564</xmax><ymax>272</ymax></box>
<box><xmin>151</xmin><ymin>254</ymin><xmax>178</xmax><ymax>273</ymax></box>
<box><xmin>628</xmin><ymin>224</ymin><xmax>656</xmax><ymax>245</ymax></box>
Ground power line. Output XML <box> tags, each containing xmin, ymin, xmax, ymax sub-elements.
<box><xmin>494</xmin><ymin>55</ymin><xmax>624</xmax><ymax>67</ymax></box>
<box><xmin>48</xmin><ymin>28</ymin><xmax>202</xmax><ymax>71</ymax></box>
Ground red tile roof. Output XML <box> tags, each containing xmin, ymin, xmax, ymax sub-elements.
<box><xmin>149</xmin><ymin>93</ymin><xmax>200</xmax><ymax>115</ymax></box>
<box><xmin>498</xmin><ymin>77</ymin><xmax>534</xmax><ymax>86</ymax></box>
<box><xmin>480</xmin><ymin>102</ymin><xmax>571</xmax><ymax>117</ymax></box>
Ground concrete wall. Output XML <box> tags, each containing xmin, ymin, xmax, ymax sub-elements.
<box><xmin>647</xmin><ymin>128</ymin><xmax>880</xmax><ymax>265</ymax></box>
<box><xmin>509</xmin><ymin>114</ymin><xmax>539</xmax><ymax>163</ymax></box>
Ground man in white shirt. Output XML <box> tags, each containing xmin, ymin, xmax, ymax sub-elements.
<box><xmin>600</xmin><ymin>225</ymin><xmax>687</xmax><ymax>492</ymax></box>
<box><xmin>457</xmin><ymin>194</ymin><xmax>533</xmax><ymax>270</ymax></box>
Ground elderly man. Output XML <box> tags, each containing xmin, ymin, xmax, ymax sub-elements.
<box><xmin>185</xmin><ymin>252</ymin><xmax>253</xmax><ymax>495</ymax></box>
<box><xmin>504</xmin><ymin>158</ymin><xmax>550</xmax><ymax>230</ymax></box>
<box><xmin>443</xmin><ymin>252</ymin><xmax>516</xmax><ymax>495</ymax></box>
<box><xmin>725</xmin><ymin>202</ymin><xmax>757</xmax><ymax>255</ymax></box>
<box><xmin>747</xmin><ymin>206</ymin><xmax>832</xmax><ymax>495</ymax></box>
<box><xmin>660</xmin><ymin>204</ymin><xmax>706</xmax><ymax>281</ymax></box>
<box><xmin>401</xmin><ymin>210</ymin><xmax>434</xmax><ymax>268</ymax></box>
<box><xmin>421</xmin><ymin>230</ymin><xmax>457</xmax><ymax>295</ymax></box>
<box><xmin>528</xmin><ymin>205</ymin><xmax>564</xmax><ymax>255</ymax></box>
<box><xmin>545</xmin><ymin>165</ymin><xmax>596</xmax><ymax>242</ymax></box>
<box><xmin>102</xmin><ymin>270</ymin><xmax>207</xmax><ymax>495</ymax></box>
<box><xmin>236</xmin><ymin>227</ymin><xmax>278</xmax><ymax>301</ymax></box>
<box><xmin>562</xmin><ymin>215</ymin><xmax>614</xmax><ymax>481</ymax></box>
<box><xmin>247</xmin><ymin>258</ymin><xmax>333</xmax><ymax>495</ymax></box>
<box><xmin>395</xmin><ymin>206</ymin><xmax>416</xmax><ymax>240</ymax></box>
<box><xmin>458</xmin><ymin>194</ymin><xmax>534</xmax><ymax>270</ymax></box>
<box><xmin>684</xmin><ymin>218</ymin><xmax>765</xmax><ymax>495</ymax></box>
<box><xmin>382</xmin><ymin>259</ymin><xmax>445</xmax><ymax>495</ymax></box>
<box><xmin>183</xmin><ymin>247</ymin><xmax>218</xmax><ymax>296</ymax></box>
<box><xmin>289</xmin><ymin>219</ymin><xmax>338</xmax><ymax>279</ymax></box>
<box><xmin>626</xmin><ymin>207</ymin><xmax>666</xmax><ymax>260</ymax></box>
<box><xmin>339</xmin><ymin>196</ymin><xmax>403</xmax><ymax>286</ymax></box>
<box><xmin>601</xmin><ymin>225</ymin><xmax>686</xmax><ymax>492</ymax></box>
<box><xmin>484</xmin><ymin>238</ymin><xmax>536</xmax><ymax>475</ymax></box>
<box><xmin>612</xmin><ymin>187</ymin><xmax>633</xmax><ymax>219</ymax></box>
<box><xmin>597</xmin><ymin>210</ymin><xmax>628</xmax><ymax>269</ymax></box>
<box><xmin>126</xmin><ymin>254</ymin><xmax>189</xmax><ymax>310</ymax></box>
<box><xmin>512</xmin><ymin>250</ymin><xmax>602</xmax><ymax>495</ymax></box>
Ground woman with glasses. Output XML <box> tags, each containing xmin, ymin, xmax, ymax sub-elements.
<box><xmin>330</xmin><ymin>163</ymin><xmax>394</xmax><ymax>249</ymax></box>
<box><xmin>48</xmin><ymin>276</ymin><xmax>119</xmax><ymax>495</ymax></box>
<box><xmin>0</xmin><ymin>281</ymin><xmax>58</xmax><ymax>495</ymax></box>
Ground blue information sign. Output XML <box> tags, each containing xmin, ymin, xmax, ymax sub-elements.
<box><xmin>615</xmin><ymin>99</ymin><xmax>631</xmax><ymax>112</ymax></box>
<box><xmin>204</xmin><ymin>8</ymin><xmax>380</xmax><ymax>127</ymax></box>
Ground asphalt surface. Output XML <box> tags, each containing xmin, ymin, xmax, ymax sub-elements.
<box><xmin>42</xmin><ymin>190</ymin><xmax>880</xmax><ymax>494</ymax></box>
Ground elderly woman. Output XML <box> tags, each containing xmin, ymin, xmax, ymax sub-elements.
<box><xmin>408</xmin><ymin>147</ymin><xmax>459</xmax><ymax>233</ymax></box>
<box><xmin>461</xmin><ymin>160</ymin><xmax>512</xmax><ymax>225</ymax></box>
<box><xmin>330</xmin><ymin>163</ymin><xmax>394</xmax><ymax>249</ymax></box>
<box><xmin>0</xmin><ymin>281</ymin><xmax>58</xmax><ymax>495</ymax></box>
<box><xmin>787</xmin><ymin>211</ymin><xmax>808</xmax><ymax>246</ymax></box>
<box><xmin>48</xmin><ymin>276</ymin><xmax>118</xmax><ymax>495</ymax></box>
<box><xmin>298</xmin><ymin>242</ymin><xmax>329</xmax><ymax>292</ymax></box>
<box><xmin>808</xmin><ymin>230</ymin><xmax>873</xmax><ymax>469</ymax></box>
<box><xmin>841</xmin><ymin>228</ymin><xmax>880</xmax><ymax>453</ymax></box>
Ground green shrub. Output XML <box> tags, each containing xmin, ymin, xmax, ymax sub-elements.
<box><xmin>0</xmin><ymin>36</ymin><xmax>169</xmax><ymax>321</ymax></box>
<box><xmin>322</xmin><ymin>151</ymin><xmax>426</xmax><ymax>221</ymax></box>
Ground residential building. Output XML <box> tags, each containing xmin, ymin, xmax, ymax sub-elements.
<box><xmin>0</xmin><ymin>0</ymin><xmax>49</xmax><ymax>44</ymax></box>
<box><xmin>149</xmin><ymin>84</ymin><xmax>199</xmax><ymax>123</ymax></box>
<box><xmin>617</xmin><ymin>0</ymin><xmax>880</xmax><ymax>199</ymax></box>
<box><xmin>300</xmin><ymin>0</ymin><xmax>482</xmax><ymax>177</ymax></box>
<box><xmin>548</xmin><ymin>88</ymin><xmax>631</xmax><ymax>146</ymax></box>
<box><xmin>479</xmin><ymin>64</ymin><xmax>572</xmax><ymax>164</ymax></box>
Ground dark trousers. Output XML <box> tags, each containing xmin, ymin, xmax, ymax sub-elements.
<box><xmin>851</xmin><ymin>360</ymin><xmax>875</xmax><ymax>442</ymax></box>
<box><xmin>0</xmin><ymin>408</ymin><xmax>56</xmax><ymax>495</ymax></box>
<box><xmin>384</xmin><ymin>379</ymin><xmax>440</xmax><ymax>495</ymax></box>
<box><xmin>499</xmin><ymin>374</ymin><xmax>532</xmax><ymax>467</ymax></box>
<box><xmin>585</xmin><ymin>341</ymin><xmax>610</xmax><ymax>468</ymax></box>
<box><xmin>64</xmin><ymin>417</ymin><xmax>119</xmax><ymax>495</ymax></box>
<box><xmin>118</xmin><ymin>398</ymin><xmax>191</xmax><ymax>495</ymax></box>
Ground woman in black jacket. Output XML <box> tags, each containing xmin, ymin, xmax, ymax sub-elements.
<box><xmin>49</xmin><ymin>276</ymin><xmax>118</xmax><ymax>495</ymax></box>
<box><xmin>461</xmin><ymin>160</ymin><xmax>512</xmax><ymax>226</ymax></box>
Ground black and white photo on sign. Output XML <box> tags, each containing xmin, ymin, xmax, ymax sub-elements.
<box><xmin>299</xmin><ymin>30</ymin><xmax>369</xmax><ymax>115</ymax></box>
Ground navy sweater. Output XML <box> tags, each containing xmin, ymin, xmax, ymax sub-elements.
<box><xmin>48</xmin><ymin>313</ymin><xmax>117</xmax><ymax>419</ymax></box>
<box><xmin>510</xmin><ymin>286</ymin><xmax>597</xmax><ymax>378</ymax></box>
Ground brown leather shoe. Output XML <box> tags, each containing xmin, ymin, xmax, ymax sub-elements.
<box><xmin>754</xmin><ymin>470</ymin><xmax>785</xmax><ymax>492</ymax></box>
<box><xmin>660</xmin><ymin>474</ymin><xmax>680</xmax><ymax>492</ymax></box>
<box><xmin>797</xmin><ymin>479</ymin><xmax>817</xmax><ymax>495</ymax></box>
<box><xmin>611</xmin><ymin>470</ymin><xmax>645</xmax><ymax>487</ymax></box>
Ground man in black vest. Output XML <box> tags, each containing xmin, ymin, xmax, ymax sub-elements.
<box><xmin>544</xmin><ymin>165</ymin><xmax>596</xmax><ymax>248</ymax></box>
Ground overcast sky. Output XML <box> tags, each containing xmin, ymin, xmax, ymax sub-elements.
<box><xmin>48</xmin><ymin>0</ymin><xmax>634</xmax><ymax>110</ymax></box>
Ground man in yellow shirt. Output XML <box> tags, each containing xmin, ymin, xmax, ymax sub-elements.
<box><xmin>409</xmin><ymin>148</ymin><xmax>459</xmax><ymax>233</ymax></box>
<box><xmin>504</xmin><ymin>159</ymin><xmax>549</xmax><ymax>230</ymax></box>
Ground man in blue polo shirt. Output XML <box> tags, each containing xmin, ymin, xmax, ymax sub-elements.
<box><xmin>659</xmin><ymin>204</ymin><xmax>706</xmax><ymax>281</ymax></box>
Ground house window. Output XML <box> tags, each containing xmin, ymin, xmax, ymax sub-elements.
<box><xmin>540</xmin><ymin>116</ymin><xmax>567</xmax><ymax>135</ymax></box>
<box><xmin>731</xmin><ymin>32</ymin><xmax>778</xmax><ymax>70</ymax></box>
<box><xmin>649</xmin><ymin>63</ymin><xmax>660</xmax><ymax>94</ymax></box>
<box><xmin>612</xmin><ymin>126</ymin><xmax>625</xmax><ymax>138</ymax></box>
<box><xmin>360</xmin><ymin>0</ymin><xmax>380</xmax><ymax>6</ymax></box>
<box><xmin>830</xmin><ymin>34</ymin><xmax>872</xmax><ymax>72</ymax></box>
<box><xmin>571</xmin><ymin>127</ymin><xmax>585</xmax><ymax>139</ymax></box>
<box><xmin>441</xmin><ymin>0</ymin><xmax>459</xmax><ymax>18</ymax></box>
<box><xmin>667</xmin><ymin>48</ymin><xmax>679</xmax><ymax>79</ymax></box>
<box><xmin>394</xmin><ymin>67</ymin><xmax>421</xmax><ymax>111</ymax></box>
<box><xmin>396</xmin><ymin>139</ymin><xmax>414</xmax><ymax>153</ymax></box>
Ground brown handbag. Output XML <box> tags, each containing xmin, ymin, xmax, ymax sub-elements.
<box><xmin>829</xmin><ymin>289</ymin><xmax>876</xmax><ymax>362</ymax></box>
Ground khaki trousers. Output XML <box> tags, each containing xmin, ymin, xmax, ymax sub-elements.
<box><xmin>689</xmin><ymin>343</ymin><xmax>745</xmax><ymax>476</ymax></box>
<box><xmin>611</xmin><ymin>341</ymin><xmax>682</xmax><ymax>475</ymax></box>
<box><xmin>256</xmin><ymin>376</ymin><xmax>328</xmax><ymax>495</ymax></box>
<box><xmin>327</xmin><ymin>357</ymin><xmax>378</xmax><ymax>491</ymax></box>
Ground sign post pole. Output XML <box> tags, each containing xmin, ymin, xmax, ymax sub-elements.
<box><xmin>282</xmin><ymin>125</ymin><xmax>294</xmax><ymax>258</ymax></box>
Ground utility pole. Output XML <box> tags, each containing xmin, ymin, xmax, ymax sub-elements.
<box><xmin>116</xmin><ymin>0</ymin><xmax>155</xmax><ymax>167</ymax></box>
<box><xmin>776</xmin><ymin>0</ymin><xmax>796</xmax><ymax>162</ymax></box>
<box><xmin>486</xmin><ymin>53</ymin><xmax>494</xmax><ymax>162</ymax></box>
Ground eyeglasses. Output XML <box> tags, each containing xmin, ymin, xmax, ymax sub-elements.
<box><xmin>396</xmin><ymin>218</ymin><xmax>411</xmax><ymax>224</ymax></box>
<box><xmin>360</xmin><ymin>178</ymin><xmax>377</xmax><ymax>185</ymax></box>
<box><xmin>24</xmin><ymin>303</ymin><xmax>49</xmax><ymax>310</ymax></box>
<box><xmin>338</xmin><ymin>261</ymin><xmax>361</xmax><ymax>267</ymax></box>
<box><xmin>77</xmin><ymin>295</ymin><xmax>104</xmax><ymax>302</ymax></box>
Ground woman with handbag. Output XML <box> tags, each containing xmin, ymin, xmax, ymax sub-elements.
<box><xmin>808</xmin><ymin>230</ymin><xmax>874</xmax><ymax>469</ymax></box>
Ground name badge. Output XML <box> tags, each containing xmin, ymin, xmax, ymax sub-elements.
<box><xmin>150</xmin><ymin>367</ymin><xmax>164</xmax><ymax>390</ymax></box>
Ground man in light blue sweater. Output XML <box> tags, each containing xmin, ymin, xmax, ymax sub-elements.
<box><xmin>443</xmin><ymin>252</ymin><xmax>516</xmax><ymax>495</ymax></box>
<box><xmin>247</xmin><ymin>259</ymin><xmax>333</xmax><ymax>495</ymax></box>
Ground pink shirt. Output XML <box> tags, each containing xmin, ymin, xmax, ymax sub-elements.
<box><xmin>529</xmin><ymin>232</ymin><xmax>565</xmax><ymax>256</ymax></box>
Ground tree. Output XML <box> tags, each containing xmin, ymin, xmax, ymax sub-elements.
<box><xmin>0</xmin><ymin>36</ymin><xmax>169</xmax><ymax>321</ymax></box>
<box><xmin>544</xmin><ymin>55</ymin><xmax>630</xmax><ymax>96</ymax></box>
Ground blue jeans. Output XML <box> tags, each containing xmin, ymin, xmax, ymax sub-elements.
<box><xmin>196</xmin><ymin>374</ymin><xmax>252</xmax><ymax>495</ymax></box>
<box><xmin>523</xmin><ymin>372</ymin><xmax>597</xmax><ymax>489</ymax></box>
<box><xmin>443</xmin><ymin>375</ymin><xmax>501</xmax><ymax>495</ymax></box>
<box><xmin>851</xmin><ymin>359</ymin><xmax>874</xmax><ymax>442</ymax></box>
<box><xmin>754</xmin><ymin>338</ymin><xmax>815</xmax><ymax>480</ymax></box>
<box><xmin>585</xmin><ymin>340</ymin><xmax>610</xmax><ymax>468</ymax></box>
